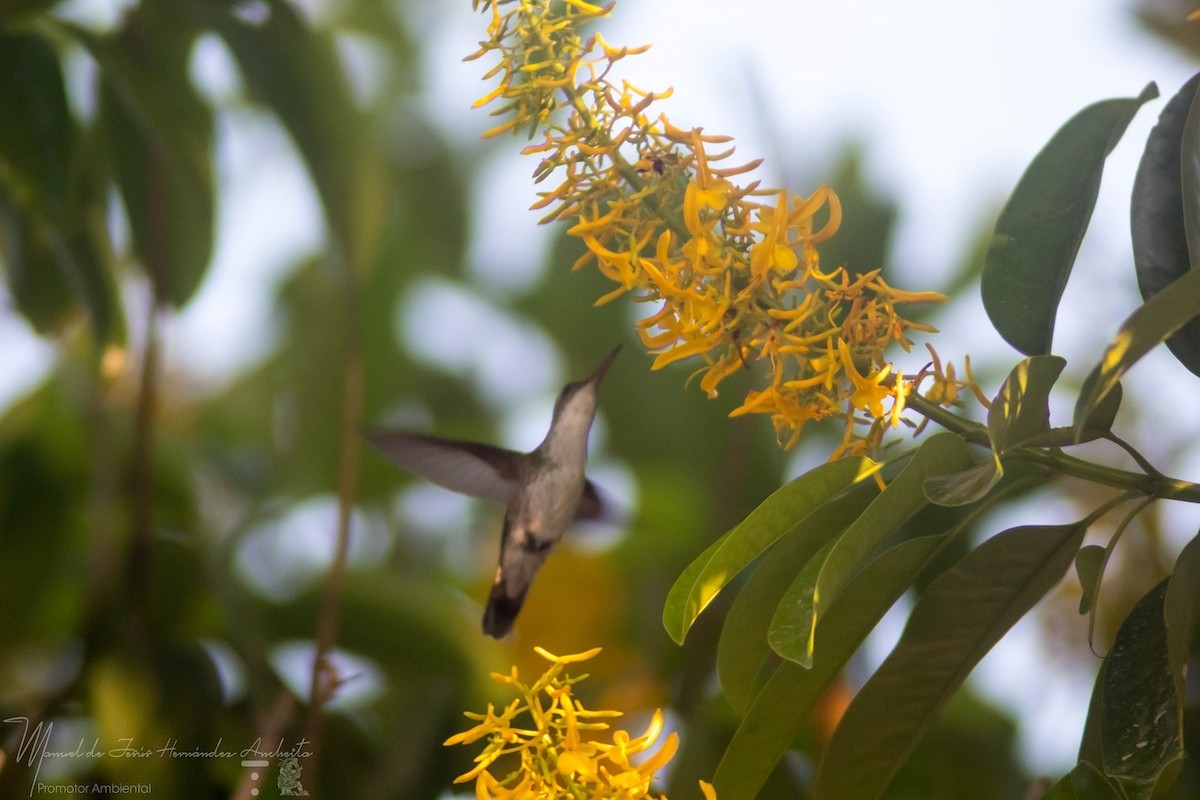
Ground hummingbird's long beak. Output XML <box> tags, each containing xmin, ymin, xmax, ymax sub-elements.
<box><xmin>585</xmin><ymin>345</ymin><xmax>621</xmax><ymax>386</ymax></box>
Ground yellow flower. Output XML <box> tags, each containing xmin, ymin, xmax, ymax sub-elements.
<box><xmin>838</xmin><ymin>340</ymin><xmax>891</xmax><ymax>419</ymax></box>
<box><xmin>445</xmin><ymin>647</ymin><xmax>705</xmax><ymax>799</ymax></box>
<box><xmin>470</xmin><ymin>0</ymin><xmax>946</xmax><ymax>455</ymax></box>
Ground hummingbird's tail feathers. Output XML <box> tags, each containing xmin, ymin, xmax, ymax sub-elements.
<box><xmin>482</xmin><ymin>582</ymin><xmax>528</xmax><ymax>639</ymax></box>
<box><xmin>366</xmin><ymin>430</ymin><xmax>522</xmax><ymax>504</ymax></box>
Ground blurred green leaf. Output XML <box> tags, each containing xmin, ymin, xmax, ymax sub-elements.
<box><xmin>1132</xmin><ymin>71</ymin><xmax>1200</xmax><ymax>378</ymax></box>
<box><xmin>769</xmin><ymin>433</ymin><xmax>973</xmax><ymax>667</ymax></box>
<box><xmin>1076</xmin><ymin>543</ymin><xmax>1106</xmax><ymax>615</ymax></box>
<box><xmin>203</xmin><ymin>0</ymin><xmax>384</xmax><ymax>268</ymax></box>
<box><xmin>0</xmin><ymin>383</ymin><xmax>90</xmax><ymax>648</ymax></box>
<box><xmin>813</xmin><ymin>520</ymin><xmax>1088</xmax><ymax>800</ymax></box>
<box><xmin>662</xmin><ymin>455</ymin><xmax>878</xmax><ymax>645</ymax></box>
<box><xmin>1042</xmin><ymin>762</ymin><xmax>1125</xmax><ymax>800</ymax></box>
<box><xmin>0</xmin><ymin>31</ymin><xmax>72</xmax><ymax>216</ymax></box>
<box><xmin>1079</xmin><ymin>267</ymin><xmax>1200</xmax><ymax>422</ymax></box>
<box><xmin>716</xmin><ymin>483</ymin><xmax>879</xmax><ymax>713</ymax></box>
<box><xmin>820</xmin><ymin>143</ymin><xmax>898</xmax><ymax>278</ymax></box>
<box><xmin>982</xmin><ymin>84</ymin><xmax>1157</xmax><ymax>355</ymax></box>
<box><xmin>987</xmin><ymin>355</ymin><xmax>1066</xmax><ymax>452</ymax></box>
<box><xmin>0</xmin><ymin>192</ymin><xmax>74</xmax><ymax>331</ymax></box>
<box><xmin>1073</xmin><ymin>365</ymin><xmax>1123</xmax><ymax>442</ymax></box>
<box><xmin>0</xmin><ymin>0</ymin><xmax>60</xmax><ymax>25</ymax></box>
<box><xmin>1099</xmin><ymin>581</ymin><xmax>1182</xmax><ymax>800</ymax></box>
<box><xmin>713</xmin><ymin>533</ymin><xmax>952</xmax><ymax>800</ymax></box>
<box><xmin>73</xmin><ymin>2</ymin><xmax>215</xmax><ymax>307</ymax></box>
<box><xmin>0</xmin><ymin>31</ymin><xmax>121</xmax><ymax>342</ymax></box>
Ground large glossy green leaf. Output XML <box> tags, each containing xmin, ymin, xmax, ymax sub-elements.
<box><xmin>769</xmin><ymin>433</ymin><xmax>973</xmax><ymax>666</ymax></box>
<box><xmin>1079</xmin><ymin>266</ymin><xmax>1200</xmax><ymax>422</ymax></box>
<box><xmin>713</xmin><ymin>534</ymin><xmax>949</xmax><ymax>800</ymax></box>
<box><xmin>1041</xmin><ymin>762</ymin><xmax>1124</xmax><ymax>800</ymax></box>
<box><xmin>662</xmin><ymin>455</ymin><xmax>878</xmax><ymax>644</ymax></box>
<box><xmin>1079</xmin><ymin>655</ymin><xmax>1107</xmax><ymax>771</ymax></box>
<box><xmin>814</xmin><ymin>521</ymin><xmax>1088</xmax><ymax>800</ymax></box>
<box><xmin>716</xmin><ymin>483</ymin><xmax>879</xmax><ymax>713</ymax></box>
<box><xmin>1164</xmin><ymin>532</ymin><xmax>1200</xmax><ymax>707</ymax></box>
<box><xmin>1132</xmin><ymin>71</ymin><xmax>1200</xmax><ymax>377</ymax></box>
<box><xmin>74</xmin><ymin>3</ymin><xmax>214</xmax><ymax>307</ymax></box>
<box><xmin>201</xmin><ymin>0</ymin><xmax>385</xmax><ymax>268</ymax></box>
<box><xmin>987</xmin><ymin>355</ymin><xmax>1067</xmax><ymax>452</ymax></box>
<box><xmin>983</xmin><ymin>85</ymin><xmax>1157</xmax><ymax>355</ymax></box>
<box><xmin>1099</xmin><ymin>581</ymin><xmax>1182</xmax><ymax>800</ymax></box>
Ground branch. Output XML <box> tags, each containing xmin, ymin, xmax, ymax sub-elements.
<box><xmin>301</xmin><ymin>253</ymin><xmax>365</xmax><ymax>782</ymax></box>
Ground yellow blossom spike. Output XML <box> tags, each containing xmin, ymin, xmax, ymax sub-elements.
<box><xmin>469</xmin><ymin>0</ymin><xmax>947</xmax><ymax>455</ymax></box>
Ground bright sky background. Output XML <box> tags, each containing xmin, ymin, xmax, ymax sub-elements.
<box><xmin>3</xmin><ymin>0</ymin><xmax>1198</xmax><ymax>777</ymax></box>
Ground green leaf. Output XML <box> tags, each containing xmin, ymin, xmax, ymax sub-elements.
<box><xmin>73</xmin><ymin>4</ymin><xmax>215</xmax><ymax>307</ymax></box>
<box><xmin>0</xmin><ymin>192</ymin><xmax>74</xmax><ymax>331</ymax></box>
<box><xmin>662</xmin><ymin>455</ymin><xmax>878</xmax><ymax>644</ymax></box>
<box><xmin>1131</xmin><ymin>71</ymin><xmax>1200</xmax><ymax>378</ymax></box>
<box><xmin>983</xmin><ymin>84</ymin><xmax>1158</xmax><ymax>355</ymax></box>
<box><xmin>814</xmin><ymin>521</ymin><xmax>1089</xmax><ymax>800</ymax></box>
<box><xmin>1041</xmin><ymin>762</ymin><xmax>1124</xmax><ymax>800</ymax></box>
<box><xmin>716</xmin><ymin>483</ymin><xmax>879</xmax><ymax>713</ymax></box>
<box><xmin>0</xmin><ymin>0</ymin><xmax>62</xmax><ymax>26</ymax></box>
<box><xmin>1099</xmin><ymin>581</ymin><xmax>1182</xmax><ymax>800</ymax></box>
<box><xmin>1073</xmin><ymin>365</ymin><xmax>1123</xmax><ymax>442</ymax></box>
<box><xmin>0</xmin><ymin>32</ymin><xmax>122</xmax><ymax>343</ymax></box>
<box><xmin>713</xmin><ymin>534</ymin><xmax>950</xmax><ymax>800</ymax></box>
<box><xmin>1164</xmin><ymin>532</ymin><xmax>1200</xmax><ymax>707</ymax></box>
<box><xmin>768</xmin><ymin>433</ymin><xmax>973</xmax><ymax>666</ymax></box>
<box><xmin>202</xmin><ymin>0</ymin><xmax>385</xmax><ymax>268</ymax></box>
<box><xmin>1080</xmin><ymin>657</ymin><xmax>1107</xmax><ymax>770</ymax></box>
<box><xmin>923</xmin><ymin>457</ymin><xmax>1003</xmax><ymax>507</ymax></box>
<box><xmin>767</xmin><ymin>537</ymin><xmax>834</xmax><ymax>666</ymax></box>
<box><xmin>0</xmin><ymin>31</ymin><xmax>73</xmax><ymax>217</ymax></box>
<box><xmin>0</xmin><ymin>31</ymin><xmax>122</xmax><ymax>343</ymax></box>
<box><xmin>987</xmin><ymin>355</ymin><xmax>1067</xmax><ymax>452</ymax></box>
<box><xmin>1079</xmin><ymin>266</ymin><xmax>1200</xmax><ymax>422</ymax></box>
<box><xmin>1076</xmin><ymin>544</ymin><xmax>1105</xmax><ymax>615</ymax></box>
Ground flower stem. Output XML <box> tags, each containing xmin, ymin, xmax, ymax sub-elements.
<box><xmin>904</xmin><ymin>391</ymin><xmax>1200</xmax><ymax>503</ymax></box>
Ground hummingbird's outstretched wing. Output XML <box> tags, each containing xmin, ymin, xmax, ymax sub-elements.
<box><xmin>367</xmin><ymin>431</ymin><xmax>523</xmax><ymax>504</ymax></box>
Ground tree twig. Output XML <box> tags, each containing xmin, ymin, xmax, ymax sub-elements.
<box><xmin>301</xmin><ymin>254</ymin><xmax>365</xmax><ymax>783</ymax></box>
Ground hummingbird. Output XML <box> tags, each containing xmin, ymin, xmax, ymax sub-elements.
<box><xmin>369</xmin><ymin>346</ymin><xmax>619</xmax><ymax>638</ymax></box>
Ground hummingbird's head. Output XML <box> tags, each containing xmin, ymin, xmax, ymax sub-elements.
<box><xmin>551</xmin><ymin>345</ymin><xmax>620</xmax><ymax>426</ymax></box>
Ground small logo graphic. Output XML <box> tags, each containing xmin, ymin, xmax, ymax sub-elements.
<box><xmin>240</xmin><ymin>760</ymin><xmax>270</xmax><ymax>797</ymax></box>
<box><xmin>277</xmin><ymin>756</ymin><xmax>309</xmax><ymax>796</ymax></box>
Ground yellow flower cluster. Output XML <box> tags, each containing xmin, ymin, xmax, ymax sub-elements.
<box><xmin>445</xmin><ymin>646</ymin><xmax>714</xmax><ymax>799</ymax></box>
<box><xmin>468</xmin><ymin>0</ymin><xmax>947</xmax><ymax>451</ymax></box>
